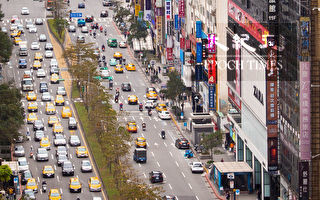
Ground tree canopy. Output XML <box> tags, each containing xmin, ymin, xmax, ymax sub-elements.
<box><xmin>165</xmin><ymin>70</ymin><xmax>187</xmax><ymax>105</ymax></box>
<box><xmin>200</xmin><ymin>130</ymin><xmax>223</xmax><ymax>156</ymax></box>
<box><xmin>0</xmin><ymin>4</ymin><xmax>12</xmax><ymax>63</ymax></box>
<box><xmin>0</xmin><ymin>84</ymin><xmax>24</xmax><ymax>143</ymax></box>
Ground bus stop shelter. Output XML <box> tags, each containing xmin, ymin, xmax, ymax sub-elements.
<box><xmin>211</xmin><ymin>162</ymin><xmax>253</xmax><ymax>193</ymax></box>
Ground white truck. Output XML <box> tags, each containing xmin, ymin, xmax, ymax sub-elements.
<box><xmin>19</xmin><ymin>41</ymin><xmax>28</xmax><ymax>56</ymax></box>
<box><xmin>21</xmin><ymin>77</ymin><xmax>34</xmax><ymax>91</ymax></box>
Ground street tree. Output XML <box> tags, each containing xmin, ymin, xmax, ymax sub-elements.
<box><xmin>0</xmin><ymin>165</ymin><xmax>12</xmax><ymax>190</ymax></box>
<box><xmin>200</xmin><ymin>130</ymin><xmax>223</xmax><ymax>156</ymax></box>
<box><xmin>52</xmin><ymin>0</ymin><xmax>67</xmax><ymax>19</ymax></box>
<box><xmin>114</xmin><ymin>7</ymin><xmax>130</xmax><ymax>24</ymax></box>
<box><xmin>128</xmin><ymin>19</ymin><xmax>148</xmax><ymax>44</ymax></box>
<box><xmin>0</xmin><ymin>4</ymin><xmax>4</xmax><ymax>21</ymax></box>
<box><xmin>0</xmin><ymin>84</ymin><xmax>24</xmax><ymax>144</ymax></box>
<box><xmin>0</xmin><ymin>4</ymin><xmax>12</xmax><ymax>63</ymax></box>
<box><xmin>53</xmin><ymin>18</ymin><xmax>68</xmax><ymax>39</ymax></box>
<box><xmin>165</xmin><ymin>70</ymin><xmax>187</xmax><ymax>106</ymax></box>
<box><xmin>64</xmin><ymin>42</ymin><xmax>97</xmax><ymax>64</ymax></box>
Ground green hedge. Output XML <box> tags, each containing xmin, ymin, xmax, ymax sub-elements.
<box><xmin>47</xmin><ymin>19</ymin><xmax>65</xmax><ymax>44</ymax></box>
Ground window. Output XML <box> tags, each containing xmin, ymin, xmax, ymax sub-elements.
<box><xmin>264</xmin><ymin>169</ymin><xmax>271</xmax><ymax>197</ymax></box>
<box><xmin>254</xmin><ymin>157</ymin><xmax>261</xmax><ymax>189</ymax></box>
<box><xmin>237</xmin><ymin>135</ymin><xmax>244</xmax><ymax>161</ymax></box>
<box><xmin>246</xmin><ymin>146</ymin><xmax>252</xmax><ymax>167</ymax></box>
<box><xmin>247</xmin><ymin>0</ymin><xmax>251</xmax><ymax>8</ymax></box>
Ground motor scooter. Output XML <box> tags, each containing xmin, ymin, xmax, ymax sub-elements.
<box><xmin>148</xmin><ymin>110</ymin><xmax>152</xmax><ymax>116</ymax></box>
<box><xmin>42</xmin><ymin>181</ymin><xmax>47</xmax><ymax>193</ymax></box>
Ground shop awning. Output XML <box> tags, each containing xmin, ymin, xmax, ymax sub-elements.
<box><xmin>214</xmin><ymin>162</ymin><xmax>253</xmax><ymax>174</ymax></box>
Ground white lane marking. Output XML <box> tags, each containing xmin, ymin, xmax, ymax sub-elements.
<box><xmin>54</xmin><ymin>165</ymin><xmax>57</xmax><ymax>170</ymax></box>
<box><xmin>196</xmin><ymin>196</ymin><xmax>200</xmax><ymax>200</ymax></box>
<box><xmin>41</xmin><ymin>102</ymin><xmax>44</xmax><ymax>106</ymax></box>
<box><xmin>70</xmin><ymin>154</ymin><xmax>72</xmax><ymax>159</ymax></box>
<box><xmin>37</xmin><ymin>176</ymin><xmax>40</xmax><ymax>183</ymax></box>
<box><xmin>169</xmin><ymin>152</ymin><xmax>173</xmax><ymax>157</ymax></box>
<box><xmin>141</xmin><ymin>133</ymin><xmax>144</xmax><ymax>137</ymax></box>
<box><xmin>188</xmin><ymin>183</ymin><xmax>192</xmax><ymax>189</ymax></box>
<box><xmin>57</xmin><ymin>176</ymin><xmax>60</xmax><ymax>182</ymax></box>
<box><xmin>138</xmin><ymin>163</ymin><xmax>141</xmax><ymax>168</ymax></box>
<box><xmin>164</xmin><ymin>142</ymin><xmax>167</xmax><ymax>147</ymax></box>
<box><xmin>153</xmin><ymin>124</ymin><xmax>156</xmax><ymax>129</ymax></box>
<box><xmin>27</xmin><ymin>127</ymin><xmax>29</xmax><ymax>131</ymax></box>
<box><xmin>143</xmin><ymin>173</ymin><xmax>146</xmax><ymax>178</ymax></box>
<box><xmin>60</xmin><ymin>188</ymin><xmax>63</xmax><ymax>194</ymax></box>
<box><xmin>22</xmin><ymin>102</ymin><xmax>25</xmax><ymax>106</ymax></box>
<box><xmin>151</xmin><ymin>152</ymin><xmax>155</xmax><ymax>157</ymax></box>
<box><xmin>40</xmin><ymin>110</ymin><xmax>42</xmax><ymax>114</ymax></box>
<box><xmin>175</xmin><ymin>161</ymin><xmax>180</xmax><ymax>167</ymax></box>
<box><xmin>162</xmin><ymin>173</ymin><xmax>166</xmax><ymax>178</ymax></box>
<box><xmin>51</xmin><ymin>154</ymin><xmax>54</xmax><ymax>160</ymax></box>
<box><xmin>181</xmin><ymin>172</ymin><xmax>186</xmax><ymax>178</ymax></box>
<box><xmin>157</xmin><ymin>161</ymin><xmax>160</xmax><ymax>167</ymax></box>
<box><xmin>168</xmin><ymin>183</ymin><xmax>172</xmax><ymax>190</ymax></box>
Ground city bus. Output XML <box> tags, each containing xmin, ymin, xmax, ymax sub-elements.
<box><xmin>45</xmin><ymin>0</ymin><xmax>54</xmax><ymax>11</ymax></box>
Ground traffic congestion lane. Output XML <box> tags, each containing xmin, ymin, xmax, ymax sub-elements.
<box><xmin>2</xmin><ymin>6</ymin><xmax>104</xmax><ymax>200</ymax></box>
<box><xmin>66</xmin><ymin>1</ymin><xmax>215</xmax><ymax>198</ymax></box>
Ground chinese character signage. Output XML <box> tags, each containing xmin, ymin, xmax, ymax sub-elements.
<box><xmin>299</xmin><ymin>161</ymin><xmax>309</xmax><ymax>200</ymax></box>
<box><xmin>180</xmin><ymin>38</ymin><xmax>185</xmax><ymax>50</ymax></box>
<box><xmin>196</xmin><ymin>42</ymin><xmax>202</xmax><ymax>63</ymax></box>
<box><xmin>195</xmin><ymin>64</ymin><xmax>203</xmax><ymax>81</ymax></box>
<box><xmin>196</xmin><ymin>21</ymin><xmax>202</xmax><ymax>38</ymax></box>
<box><xmin>145</xmin><ymin>0</ymin><xmax>151</xmax><ymax>10</ymax></box>
<box><xmin>300</xmin><ymin>62</ymin><xmax>311</xmax><ymax>161</ymax></box>
<box><xmin>167</xmin><ymin>48</ymin><xmax>173</xmax><ymax>60</ymax></box>
<box><xmin>167</xmin><ymin>20</ymin><xmax>174</xmax><ymax>35</ymax></box>
<box><xmin>300</xmin><ymin>17</ymin><xmax>310</xmax><ymax>59</ymax></box>
<box><xmin>135</xmin><ymin>4</ymin><xmax>141</xmax><ymax>17</ymax></box>
<box><xmin>208</xmin><ymin>85</ymin><xmax>215</xmax><ymax>110</ymax></box>
<box><xmin>156</xmin><ymin>16</ymin><xmax>163</xmax><ymax>44</ymax></box>
<box><xmin>165</xmin><ymin>0</ymin><xmax>171</xmax><ymax>20</ymax></box>
<box><xmin>174</xmin><ymin>15</ymin><xmax>180</xmax><ymax>30</ymax></box>
<box><xmin>268</xmin><ymin>0</ymin><xmax>278</xmax><ymax>22</ymax></box>
<box><xmin>208</xmin><ymin>34</ymin><xmax>216</xmax><ymax>54</ymax></box>
<box><xmin>208</xmin><ymin>54</ymin><xmax>216</xmax><ymax>84</ymax></box>
<box><xmin>178</xmin><ymin>0</ymin><xmax>185</xmax><ymax>17</ymax></box>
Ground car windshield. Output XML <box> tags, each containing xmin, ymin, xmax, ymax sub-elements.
<box><xmin>42</xmin><ymin>139</ymin><xmax>49</xmax><ymax>144</ymax></box>
<box><xmin>27</xmin><ymin>181</ymin><xmax>36</xmax><ymax>186</ymax></box>
<box><xmin>78</xmin><ymin>147</ymin><xmax>86</xmax><ymax>152</ymax></box>
<box><xmin>82</xmin><ymin>161</ymin><xmax>90</xmax><ymax>166</ymax></box>
<box><xmin>55</xmin><ymin>124</ymin><xmax>62</xmax><ymax>129</ymax></box>
<box><xmin>64</xmin><ymin>162</ymin><xmax>72</xmax><ymax>168</ymax></box>
<box><xmin>64</xmin><ymin>108</ymin><xmax>70</xmax><ymax>112</ymax></box>
<box><xmin>194</xmin><ymin>163</ymin><xmax>202</xmax><ymax>167</ymax></box>
<box><xmin>50</xmin><ymin>192</ymin><xmax>59</xmax><ymax>197</ymax></box>
<box><xmin>71</xmin><ymin>136</ymin><xmax>79</xmax><ymax>140</ymax></box>
<box><xmin>129</xmin><ymin>124</ymin><xmax>136</xmax><ymax>127</ymax></box>
<box><xmin>24</xmin><ymin>171</ymin><xmax>32</xmax><ymax>178</ymax></box>
<box><xmin>38</xmin><ymin>149</ymin><xmax>47</xmax><ymax>154</ymax></box>
<box><xmin>19</xmin><ymin>160</ymin><xmax>27</xmax><ymax>166</ymax></box>
<box><xmin>44</xmin><ymin>167</ymin><xmax>52</xmax><ymax>171</ymax></box>
<box><xmin>91</xmin><ymin>179</ymin><xmax>99</xmax><ymax>184</ymax></box>
<box><xmin>15</xmin><ymin>146</ymin><xmax>23</xmax><ymax>151</ymax></box>
<box><xmin>56</xmin><ymin>135</ymin><xmax>64</xmax><ymax>139</ymax></box>
<box><xmin>137</xmin><ymin>139</ymin><xmax>145</xmax><ymax>142</ymax></box>
<box><xmin>71</xmin><ymin>180</ymin><xmax>80</xmax><ymax>185</ymax></box>
<box><xmin>36</xmin><ymin>131</ymin><xmax>44</xmax><ymax>136</ymax></box>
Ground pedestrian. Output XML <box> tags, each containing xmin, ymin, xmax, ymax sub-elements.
<box><xmin>257</xmin><ymin>189</ymin><xmax>261</xmax><ymax>200</ymax></box>
<box><xmin>158</xmin><ymin>66</ymin><xmax>161</xmax><ymax>74</ymax></box>
<box><xmin>226</xmin><ymin>191</ymin><xmax>230</xmax><ymax>200</ymax></box>
<box><xmin>155</xmin><ymin>70</ymin><xmax>158</xmax><ymax>76</ymax></box>
<box><xmin>221</xmin><ymin>158</ymin><xmax>224</xmax><ymax>162</ymax></box>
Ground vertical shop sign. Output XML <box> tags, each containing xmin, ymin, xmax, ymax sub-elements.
<box><xmin>268</xmin><ymin>0</ymin><xmax>277</xmax><ymax>22</ymax></box>
<box><xmin>167</xmin><ymin>48</ymin><xmax>173</xmax><ymax>60</ymax></box>
<box><xmin>266</xmin><ymin>36</ymin><xmax>278</xmax><ymax>172</ymax></box>
<box><xmin>145</xmin><ymin>0</ymin><xmax>151</xmax><ymax>10</ymax></box>
<box><xmin>156</xmin><ymin>16</ymin><xmax>163</xmax><ymax>44</ymax></box>
<box><xmin>195</xmin><ymin>64</ymin><xmax>203</xmax><ymax>81</ymax></box>
<box><xmin>234</xmin><ymin>34</ymin><xmax>241</xmax><ymax>96</ymax></box>
<box><xmin>208</xmin><ymin>85</ymin><xmax>215</xmax><ymax>110</ymax></box>
<box><xmin>178</xmin><ymin>0</ymin><xmax>185</xmax><ymax>17</ymax></box>
<box><xmin>208</xmin><ymin>54</ymin><xmax>216</xmax><ymax>84</ymax></box>
<box><xmin>155</xmin><ymin>0</ymin><xmax>162</xmax><ymax>7</ymax></box>
<box><xmin>196</xmin><ymin>42</ymin><xmax>202</xmax><ymax>63</ymax></box>
<box><xmin>300</xmin><ymin>17</ymin><xmax>310</xmax><ymax>59</ymax></box>
<box><xmin>299</xmin><ymin>62</ymin><xmax>311</xmax><ymax>160</ymax></box>
<box><xmin>135</xmin><ymin>4</ymin><xmax>141</xmax><ymax>17</ymax></box>
<box><xmin>180</xmin><ymin>38</ymin><xmax>185</xmax><ymax>50</ymax></box>
<box><xmin>165</xmin><ymin>0</ymin><xmax>171</xmax><ymax>20</ymax></box>
<box><xmin>167</xmin><ymin>20</ymin><xmax>174</xmax><ymax>35</ymax></box>
<box><xmin>299</xmin><ymin>161</ymin><xmax>309</xmax><ymax>200</ymax></box>
<box><xmin>196</xmin><ymin>21</ymin><xmax>202</xmax><ymax>38</ymax></box>
<box><xmin>208</xmin><ymin>34</ymin><xmax>216</xmax><ymax>53</ymax></box>
<box><xmin>174</xmin><ymin>15</ymin><xmax>179</xmax><ymax>30</ymax></box>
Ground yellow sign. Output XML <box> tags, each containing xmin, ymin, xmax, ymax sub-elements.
<box><xmin>156</xmin><ymin>16</ymin><xmax>162</xmax><ymax>44</ymax></box>
<box><xmin>135</xmin><ymin>4</ymin><xmax>141</xmax><ymax>17</ymax></box>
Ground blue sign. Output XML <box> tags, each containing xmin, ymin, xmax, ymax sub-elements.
<box><xmin>13</xmin><ymin>177</ymin><xmax>18</xmax><ymax>184</ymax></box>
<box><xmin>195</xmin><ymin>64</ymin><xmax>203</xmax><ymax>81</ymax></box>
<box><xmin>174</xmin><ymin>15</ymin><xmax>179</xmax><ymax>30</ymax></box>
<box><xmin>196</xmin><ymin>42</ymin><xmax>202</xmax><ymax>63</ymax></box>
<box><xmin>208</xmin><ymin>85</ymin><xmax>215</xmax><ymax>110</ymax></box>
<box><xmin>70</xmin><ymin>13</ymin><xmax>82</xmax><ymax>18</ymax></box>
<box><xmin>196</xmin><ymin>21</ymin><xmax>202</xmax><ymax>38</ymax></box>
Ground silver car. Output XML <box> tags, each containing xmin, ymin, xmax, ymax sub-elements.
<box><xmin>45</xmin><ymin>50</ymin><xmax>53</xmax><ymax>58</ymax></box>
<box><xmin>29</xmin><ymin>25</ymin><xmax>37</xmax><ymax>33</ymax></box>
<box><xmin>54</xmin><ymin>134</ymin><xmax>66</xmax><ymax>146</ymax></box>
<box><xmin>45</xmin><ymin>43</ymin><xmax>53</xmax><ymax>50</ymax></box>
<box><xmin>18</xmin><ymin>157</ymin><xmax>29</xmax><ymax>172</ymax></box>
<box><xmin>36</xmin><ymin>148</ymin><xmax>49</xmax><ymax>161</ymax></box>
<box><xmin>56</xmin><ymin>86</ymin><xmax>66</xmax><ymax>96</ymax></box>
<box><xmin>31</xmin><ymin>42</ymin><xmax>40</xmax><ymax>50</ymax></box>
<box><xmin>14</xmin><ymin>145</ymin><xmax>25</xmax><ymax>157</ymax></box>
<box><xmin>21</xmin><ymin>7</ymin><xmax>30</xmax><ymax>15</ymax></box>
<box><xmin>81</xmin><ymin>26</ymin><xmax>88</xmax><ymax>33</ymax></box>
<box><xmin>39</xmin><ymin>34</ymin><xmax>47</xmax><ymax>42</ymax></box>
<box><xmin>69</xmin><ymin>135</ymin><xmax>81</xmax><ymax>146</ymax></box>
<box><xmin>41</xmin><ymin>92</ymin><xmax>52</xmax><ymax>101</ymax></box>
<box><xmin>81</xmin><ymin>160</ymin><xmax>92</xmax><ymax>172</ymax></box>
<box><xmin>35</xmin><ymin>18</ymin><xmax>43</xmax><ymax>25</ymax></box>
<box><xmin>36</xmin><ymin>69</ymin><xmax>46</xmax><ymax>78</ymax></box>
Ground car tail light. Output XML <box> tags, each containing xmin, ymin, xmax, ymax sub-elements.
<box><xmin>179</xmin><ymin>142</ymin><xmax>182</xmax><ymax>144</ymax></box>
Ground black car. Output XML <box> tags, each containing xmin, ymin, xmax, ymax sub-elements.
<box><xmin>62</xmin><ymin>160</ymin><xmax>74</xmax><ymax>176</ymax></box>
<box><xmin>85</xmin><ymin>15</ymin><xmax>94</xmax><ymax>22</ymax></box>
<box><xmin>100</xmin><ymin>11</ymin><xmax>108</xmax><ymax>17</ymax></box>
<box><xmin>149</xmin><ymin>171</ymin><xmax>163</xmax><ymax>183</ymax></box>
<box><xmin>121</xmin><ymin>82</ymin><xmax>131</xmax><ymax>91</ymax></box>
<box><xmin>19</xmin><ymin>59</ymin><xmax>27</xmax><ymax>68</ymax></box>
<box><xmin>33</xmin><ymin>120</ymin><xmax>44</xmax><ymax>131</ymax></box>
<box><xmin>175</xmin><ymin>138</ymin><xmax>190</xmax><ymax>149</ymax></box>
<box><xmin>162</xmin><ymin>196</ymin><xmax>177</xmax><ymax>200</ymax></box>
<box><xmin>57</xmin><ymin>154</ymin><xmax>68</xmax><ymax>166</ymax></box>
<box><xmin>39</xmin><ymin>82</ymin><xmax>48</xmax><ymax>93</ymax></box>
<box><xmin>78</xmin><ymin>2</ymin><xmax>85</xmax><ymax>8</ymax></box>
<box><xmin>102</xmin><ymin>0</ymin><xmax>112</xmax><ymax>6</ymax></box>
<box><xmin>21</xmin><ymin>170</ymin><xmax>33</xmax><ymax>185</ymax></box>
<box><xmin>34</xmin><ymin>130</ymin><xmax>44</xmax><ymax>141</ymax></box>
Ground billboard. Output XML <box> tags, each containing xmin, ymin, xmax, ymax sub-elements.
<box><xmin>300</xmin><ymin>17</ymin><xmax>310</xmax><ymax>59</ymax></box>
<box><xmin>196</xmin><ymin>42</ymin><xmax>202</xmax><ymax>63</ymax></box>
<box><xmin>195</xmin><ymin>64</ymin><xmax>203</xmax><ymax>81</ymax></box>
<box><xmin>144</xmin><ymin>10</ymin><xmax>152</xmax><ymax>22</ymax></box>
<box><xmin>178</xmin><ymin>0</ymin><xmax>185</xmax><ymax>17</ymax></box>
<box><xmin>167</xmin><ymin>48</ymin><xmax>173</xmax><ymax>60</ymax></box>
<box><xmin>135</xmin><ymin>4</ymin><xmax>140</xmax><ymax>17</ymax></box>
<box><xmin>208</xmin><ymin>85</ymin><xmax>215</xmax><ymax>111</ymax></box>
<box><xmin>165</xmin><ymin>0</ymin><xmax>171</xmax><ymax>20</ymax></box>
<box><xmin>196</xmin><ymin>21</ymin><xmax>202</xmax><ymax>38</ymax></box>
<box><xmin>180</xmin><ymin>38</ymin><xmax>185</xmax><ymax>50</ymax></box>
<box><xmin>208</xmin><ymin>54</ymin><xmax>216</xmax><ymax>84</ymax></box>
<box><xmin>208</xmin><ymin>34</ymin><xmax>216</xmax><ymax>54</ymax></box>
<box><xmin>299</xmin><ymin>161</ymin><xmax>309</xmax><ymax>200</ymax></box>
<box><xmin>156</xmin><ymin>16</ymin><xmax>163</xmax><ymax>44</ymax></box>
<box><xmin>299</xmin><ymin>62</ymin><xmax>311</xmax><ymax>161</ymax></box>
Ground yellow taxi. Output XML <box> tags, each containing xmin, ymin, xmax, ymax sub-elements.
<box><xmin>42</xmin><ymin>165</ymin><xmax>55</xmax><ymax>178</ymax></box>
<box><xmin>48</xmin><ymin>115</ymin><xmax>59</xmax><ymax>127</ymax></box>
<box><xmin>34</xmin><ymin>52</ymin><xmax>43</xmax><ymax>61</ymax></box>
<box><xmin>27</xmin><ymin>102</ymin><xmax>38</xmax><ymax>112</ymax></box>
<box><xmin>126</xmin><ymin>121</ymin><xmax>137</xmax><ymax>133</ymax></box>
<box><xmin>26</xmin><ymin>91</ymin><xmax>37</xmax><ymax>101</ymax></box>
<box><xmin>45</xmin><ymin>102</ymin><xmax>56</xmax><ymax>115</ymax></box>
<box><xmin>50</xmin><ymin>74</ymin><xmax>59</xmax><ymax>84</ymax></box>
<box><xmin>40</xmin><ymin>137</ymin><xmax>51</xmax><ymax>150</ymax></box>
<box><xmin>114</xmin><ymin>64</ymin><xmax>124</xmax><ymax>73</ymax></box>
<box><xmin>128</xmin><ymin>95</ymin><xmax>138</xmax><ymax>105</ymax></box>
<box><xmin>10</xmin><ymin>30</ymin><xmax>21</xmax><ymax>38</ymax></box>
<box><xmin>76</xmin><ymin>146</ymin><xmax>88</xmax><ymax>158</ymax></box>
<box><xmin>146</xmin><ymin>91</ymin><xmax>158</xmax><ymax>100</ymax></box>
<box><xmin>135</xmin><ymin>137</ymin><xmax>147</xmax><ymax>148</ymax></box>
<box><xmin>26</xmin><ymin>178</ymin><xmax>38</xmax><ymax>192</ymax></box>
<box><xmin>54</xmin><ymin>95</ymin><xmax>65</xmax><ymax>106</ymax></box>
<box><xmin>32</xmin><ymin>60</ymin><xmax>42</xmax><ymax>69</ymax></box>
<box><xmin>125</xmin><ymin>63</ymin><xmax>136</xmax><ymax>71</ymax></box>
<box><xmin>69</xmin><ymin>177</ymin><xmax>82</xmax><ymax>193</ymax></box>
<box><xmin>49</xmin><ymin>189</ymin><xmax>61</xmax><ymax>200</ymax></box>
<box><xmin>14</xmin><ymin>37</ymin><xmax>22</xmax><ymax>45</ymax></box>
<box><xmin>113</xmin><ymin>52</ymin><xmax>122</xmax><ymax>59</ymax></box>
<box><xmin>27</xmin><ymin>113</ymin><xmax>38</xmax><ymax>124</ymax></box>
<box><xmin>156</xmin><ymin>103</ymin><xmax>167</xmax><ymax>112</ymax></box>
<box><xmin>61</xmin><ymin>106</ymin><xmax>72</xmax><ymax>118</ymax></box>
<box><xmin>53</xmin><ymin>123</ymin><xmax>63</xmax><ymax>134</ymax></box>
<box><xmin>88</xmin><ymin>177</ymin><xmax>101</xmax><ymax>192</ymax></box>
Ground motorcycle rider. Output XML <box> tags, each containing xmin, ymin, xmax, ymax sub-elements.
<box><xmin>102</xmin><ymin>44</ymin><xmax>105</xmax><ymax>51</ymax></box>
<box><xmin>142</xmin><ymin>122</ymin><xmax>146</xmax><ymax>130</ymax></box>
<box><xmin>139</xmin><ymin>103</ymin><xmax>143</xmax><ymax>111</ymax></box>
<box><xmin>148</xmin><ymin>108</ymin><xmax>152</xmax><ymax>116</ymax></box>
<box><xmin>119</xmin><ymin>102</ymin><xmax>123</xmax><ymax>111</ymax></box>
<box><xmin>161</xmin><ymin>130</ymin><xmax>165</xmax><ymax>139</ymax></box>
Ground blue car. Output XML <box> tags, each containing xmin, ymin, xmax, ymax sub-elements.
<box><xmin>77</xmin><ymin>18</ymin><xmax>85</xmax><ymax>27</ymax></box>
<box><xmin>19</xmin><ymin>59</ymin><xmax>27</xmax><ymax>69</ymax></box>
<box><xmin>78</xmin><ymin>2</ymin><xmax>85</xmax><ymax>8</ymax></box>
<box><xmin>109</xmin><ymin>58</ymin><xmax>117</xmax><ymax>66</ymax></box>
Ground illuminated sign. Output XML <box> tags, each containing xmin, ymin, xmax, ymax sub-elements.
<box><xmin>135</xmin><ymin>4</ymin><xmax>141</xmax><ymax>17</ymax></box>
<box><xmin>196</xmin><ymin>21</ymin><xmax>202</xmax><ymax>38</ymax></box>
<box><xmin>165</xmin><ymin>0</ymin><xmax>171</xmax><ymax>20</ymax></box>
<box><xmin>208</xmin><ymin>34</ymin><xmax>216</xmax><ymax>54</ymax></box>
<box><xmin>196</xmin><ymin>42</ymin><xmax>202</xmax><ymax>63</ymax></box>
<box><xmin>167</xmin><ymin>48</ymin><xmax>173</xmax><ymax>60</ymax></box>
<box><xmin>156</xmin><ymin>16</ymin><xmax>163</xmax><ymax>44</ymax></box>
<box><xmin>300</xmin><ymin>17</ymin><xmax>310</xmax><ymax>59</ymax></box>
<box><xmin>208</xmin><ymin>85</ymin><xmax>215</xmax><ymax>111</ymax></box>
<box><xmin>178</xmin><ymin>0</ymin><xmax>185</xmax><ymax>17</ymax></box>
<box><xmin>208</xmin><ymin>54</ymin><xmax>216</xmax><ymax>84</ymax></box>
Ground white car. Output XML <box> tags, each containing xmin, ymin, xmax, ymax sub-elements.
<box><xmin>41</xmin><ymin>92</ymin><xmax>52</xmax><ymax>101</ymax></box>
<box><xmin>45</xmin><ymin>50</ymin><xmax>53</xmax><ymax>58</ymax></box>
<box><xmin>81</xmin><ymin>26</ymin><xmax>88</xmax><ymax>33</ymax></box>
<box><xmin>18</xmin><ymin>157</ymin><xmax>29</xmax><ymax>172</ymax></box>
<box><xmin>119</xmin><ymin>41</ymin><xmax>127</xmax><ymax>48</ymax></box>
<box><xmin>30</xmin><ymin>42</ymin><xmax>40</xmax><ymax>50</ymax></box>
<box><xmin>10</xmin><ymin>24</ymin><xmax>18</xmax><ymax>31</ymax></box>
<box><xmin>21</xmin><ymin>7</ymin><xmax>30</xmax><ymax>15</ymax></box>
<box><xmin>100</xmin><ymin>70</ymin><xmax>110</xmax><ymax>78</ymax></box>
<box><xmin>35</xmin><ymin>18</ymin><xmax>43</xmax><ymax>25</ymax></box>
<box><xmin>39</xmin><ymin>34</ymin><xmax>47</xmax><ymax>42</ymax></box>
<box><xmin>144</xmin><ymin>100</ymin><xmax>155</xmax><ymax>109</ymax></box>
<box><xmin>36</xmin><ymin>69</ymin><xmax>46</xmax><ymax>78</ymax></box>
<box><xmin>189</xmin><ymin>162</ymin><xmax>204</xmax><ymax>173</ymax></box>
<box><xmin>1</xmin><ymin>27</ymin><xmax>7</xmax><ymax>33</ymax></box>
<box><xmin>158</xmin><ymin>111</ymin><xmax>171</xmax><ymax>120</ymax></box>
<box><xmin>29</xmin><ymin>25</ymin><xmax>37</xmax><ymax>33</ymax></box>
<box><xmin>56</xmin><ymin>86</ymin><xmax>66</xmax><ymax>96</ymax></box>
<box><xmin>50</xmin><ymin>59</ymin><xmax>58</xmax><ymax>68</ymax></box>
<box><xmin>25</xmin><ymin>20</ymin><xmax>33</xmax><ymax>29</ymax></box>
<box><xmin>45</xmin><ymin>43</ymin><xmax>53</xmax><ymax>50</ymax></box>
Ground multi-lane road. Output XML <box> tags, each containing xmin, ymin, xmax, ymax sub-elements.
<box><xmin>2</xmin><ymin>0</ymin><xmax>215</xmax><ymax>199</ymax></box>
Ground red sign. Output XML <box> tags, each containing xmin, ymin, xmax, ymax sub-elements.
<box><xmin>180</xmin><ymin>38</ymin><xmax>185</xmax><ymax>50</ymax></box>
<box><xmin>167</xmin><ymin>48</ymin><xmax>173</xmax><ymax>60</ymax></box>
<box><xmin>186</xmin><ymin>39</ymin><xmax>191</xmax><ymax>50</ymax></box>
<box><xmin>208</xmin><ymin>54</ymin><xmax>216</xmax><ymax>84</ymax></box>
<box><xmin>178</xmin><ymin>0</ymin><xmax>185</xmax><ymax>17</ymax></box>
<box><xmin>228</xmin><ymin>0</ymin><xmax>269</xmax><ymax>45</ymax></box>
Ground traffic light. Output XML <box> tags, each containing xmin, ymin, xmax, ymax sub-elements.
<box><xmin>202</xmin><ymin>38</ymin><xmax>208</xmax><ymax>59</ymax></box>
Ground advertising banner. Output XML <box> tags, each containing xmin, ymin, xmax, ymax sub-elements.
<box><xmin>156</xmin><ymin>16</ymin><xmax>163</xmax><ymax>44</ymax></box>
<box><xmin>228</xmin><ymin>88</ymin><xmax>241</xmax><ymax>111</ymax></box>
<box><xmin>145</xmin><ymin>0</ymin><xmax>151</xmax><ymax>10</ymax></box>
<box><xmin>196</xmin><ymin>21</ymin><xmax>202</xmax><ymax>38</ymax></box>
<box><xmin>155</xmin><ymin>0</ymin><xmax>162</xmax><ymax>7</ymax></box>
<box><xmin>135</xmin><ymin>4</ymin><xmax>141</xmax><ymax>17</ymax></box>
<box><xmin>196</xmin><ymin>42</ymin><xmax>202</xmax><ymax>63</ymax></box>
<box><xmin>144</xmin><ymin>10</ymin><xmax>152</xmax><ymax>22</ymax></box>
<box><xmin>195</xmin><ymin>64</ymin><xmax>203</xmax><ymax>81</ymax></box>
<box><xmin>299</xmin><ymin>161</ymin><xmax>309</xmax><ymax>200</ymax></box>
<box><xmin>300</xmin><ymin>17</ymin><xmax>310</xmax><ymax>59</ymax></box>
<box><xmin>185</xmin><ymin>52</ymin><xmax>192</xmax><ymax>65</ymax></box>
<box><xmin>268</xmin><ymin>0</ymin><xmax>278</xmax><ymax>22</ymax></box>
<box><xmin>208</xmin><ymin>34</ymin><xmax>216</xmax><ymax>54</ymax></box>
<box><xmin>208</xmin><ymin>85</ymin><xmax>215</xmax><ymax>111</ymax></box>
<box><xmin>266</xmin><ymin>36</ymin><xmax>278</xmax><ymax>172</ymax></box>
<box><xmin>178</xmin><ymin>0</ymin><xmax>185</xmax><ymax>17</ymax></box>
<box><xmin>235</xmin><ymin>36</ymin><xmax>241</xmax><ymax>96</ymax></box>
<box><xmin>208</xmin><ymin>54</ymin><xmax>216</xmax><ymax>84</ymax></box>
<box><xmin>165</xmin><ymin>0</ymin><xmax>171</xmax><ymax>20</ymax></box>
<box><xmin>180</xmin><ymin>38</ymin><xmax>185</xmax><ymax>50</ymax></box>
<box><xmin>167</xmin><ymin>20</ymin><xmax>174</xmax><ymax>36</ymax></box>
<box><xmin>299</xmin><ymin>62</ymin><xmax>311</xmax><ymax>161</ymax></box>
<box><xmin>174</xmin><ymin>15</ymin><xmax>179</xmax><ymax>30</ymax></box>
<box><xmin>167</xmin><ymin>48</ymin><xmax>173</xmax><ymax>60</ymax></box>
